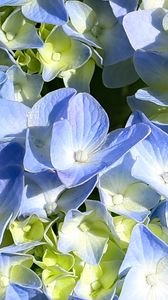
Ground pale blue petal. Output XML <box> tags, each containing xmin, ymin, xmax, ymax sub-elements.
<box><xmin>0</xmin><ymin>242</ymin><xmax>44</xmax><ymax>254</ymax></box>
<box><xmin>67</xmin><ymin>93</ymin><xmax>109</xmax><ymax>151</ymax></box>
<box><xmin>27</xmin><ymin>88</ymin><xmax>76</xmax><ymax>127</ymax></box>
<box><xmin>24</xmin><ymin>88</ymin><xmax>76</xmax><ymax>172</ymax></box>
<box><xmin>109</xmin><ymin>0</ymin><xmax>138</xmax><ymax>20</ymax></box>
<box><xmin>50</xmin><ymin>120</ymin><xmax>74</xmax><ymax>170</ymax></box>
<box><xmin>22</xmin><ymin>0</ymin><xmax>68</xmax><ymax>25</ymax></box>
<box><xmin>0</xmin><ymin>99</ymin><xmax>30</xmax><ymax>141</ymax></box>
<box><xmin>119</xmin><ymin>224</ymin><xmax>168</xmax><ymax>276</ymax></box>
<box><xmin>123</xmin><ymin>8</ymin><xmax>168</xmax><ymax>51</ymax></box>
<box><xmin>128</xmin><ymin>113</ymin><xmax>168</xmax><ymax>198</ymax></box>
<box><xmin>93</xmin><ymin>123</ymin><xmax>150</xmax><ymax>169</ymax></box>
<box><xmin>99</xmin><ymin>152</ymin><xmax>159</xmax><ymax>222</ymax></box>
<box><xmin>24</xmin><ymin>127</ymin><xmax>53</xmax><ymax>173</ymax></box>
<box><xmin>119</xmin><ymin>267</ymin><xmax>150</xmax><ymax>300</ymax></box>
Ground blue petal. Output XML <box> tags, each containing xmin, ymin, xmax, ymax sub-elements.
<box><xmin>67</xmin><ymin>93</ymin><xmax>109</xmax><ymax>152</ymax></box>
<box><xmin>57</xmin><ymin>176</ymin><xmax>97</xmax><ymax>212</ymax></box>
<box><xmin>0</xmin><ymin>0</ymin><xmax>28</xmax><ymax>6</ymax></box>
<box><xmin>93</xmin><ymin>123</ymin><xmax>150</xmax><ymax>169</ymax></box>
<box><xmin>0</xmin><ymin>99</ymin><xmax>30</xmax><ymax>142</ymax></box>
<box><xmin>0</xmin><ymin>165</ymin><xmax>23</xmax><ymax>243</ymax></box>
<box><xmin>51</xmin><ymin>120</ymin><xmax>74</xmax><ymax>170</ymax></box>
<box><xmin>128</xmin><ymin>112</ymin><xmax>168</xmax><ymax>198</ymax></box>
<box><xmin>103</xmin><ymin>58</ymin><xmax>138</xmax><ymax>88</ymax></box>
<box><xmin>24</xmin><ymin>88</ymin><xmax>76</xmax><ymax>172</ymax></box>
<box><xmin>134</xmin><ymin>49</ymin><xmax>168</xmax><ymax>89</ymax></box>
<box><xmin>20</xmin><ymin>170</ymin><xmax>63</xmax><ymax>218</ymax></box>
<box><xmin>102</xmin><ymin>23</ymin><xmax>134</xmax><ymax>66</ymax></box>
<box><xmin>119</xmin><ymin>224</ymin><xmax>168</xmax><ymax>276</ymax></box>
<box><xmin>57</xmin><ymin>123</ymin><xmax>150</xmax><ymax>187</ymax></box>
<box><xmin>6</xmin><ymin>284</ymin><xmax>50</xmax><ymax>300</ymax></box>
<box><xmin>99</xmin><ymin>152</ymin><xmax>159</xmax><ymax>222</ymax></box>
<box><xmin>0</xmin><ymin>142</ymin><xmax>24</xmax><ymax>168</ymax></box>
<box><xmin>22</xmin><ymin>0</ymin><xmax>68</xmax><ymax>25</ymax></box>
<box><xmin>123</xmin><ymin>8</ymin><xmax>168</xmax><ymax>50</ymax></box>
<box><xmin>150</xmin><ymin>200</ymin><xmax>168</xmax><ymax>227</ymax></box>
<box><xmin>26</xmin><ymin>88</ymin><xmax>76</xmax><ymax>127</ymax></box>
<box><xmin>109</xmin><ymin>0</ymin><xmax>139</xmax><ymax>21</ymax></box>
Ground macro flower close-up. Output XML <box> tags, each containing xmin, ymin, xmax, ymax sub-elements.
<box><xmin>1</xmin><ymin>0</ymin><xmax>168</xmax><ymax>299</ymax></box>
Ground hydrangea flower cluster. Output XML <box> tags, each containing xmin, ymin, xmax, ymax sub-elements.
<box><xmin>0</xmin><ymin>0</ymin><xmax>168</xmax><ymax>299</ymax></box>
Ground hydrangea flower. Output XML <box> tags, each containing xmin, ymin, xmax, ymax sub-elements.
<box><xmin>39</xmin><ymin>248</ymin><xmax>76</xmax><ymax>300</ymax></box>
<box><xmin>74</xmin><ymin>240</ymin><xmax>123</xmax><ymax>300</ymax></box>
<box><xmin>9</xmin><ymin>215</ymin><xmax>46</xmax><ymax>244</ymax></box>
<box><xmin>57</xmin><ymin>200</ymin><xmax>117</xmax><ymax>265</ymax></box>
<box><xmin>98</xmin><ymin>152</ymin><xmax>160</xmax><ymax>222</ymax></box>
<box><xmin>38</xmin><ymin>26</ymin><xmax>91</xmax><ymax>82</ymax></box>
<box><xmin>24</xmin><ymin>88</ymin><xmax>150</xmax><ymax>188</ymax></box>
<box><xmin>0</xmin><ymin>65</ymin><xmax>43</xmax><ymax>106</ymax></box>
<box><xmin>127</xmin><ymin>112</ymin><xmax>168</xmax><ymax>199</ymax></box>
<box><xmin>64</xmin><ymin>0</ymin><xmax>138</xmax><ymax>88</ymax></box>
<box><xmin>119</xmin><ymin>224</ymin><xmax>168</xmax><ymax>299</ymax></box>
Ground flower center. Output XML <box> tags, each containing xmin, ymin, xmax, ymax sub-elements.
<box><xmin>74</xmin><ymin>150</ymin><xmax>88</xmax><ymax>163</ymax></box>
<box><xmin>52</xmin><ymin>52</ymin><xmax>61</xmax><ymax>62</ymax></box>
<box><xmin>112</xmin><ymin>194</ymin><xmax>124</xmax><ymax>205</ymax></box>
<box><xmin>91</xmin><ymin>280</ymin><xmax>102</xmax><ymax>291</ymax></box>
<box><xmin>6</xmin><ymin>32</ymin><xmax>15</xmax><ymax>41</ymax></box>
<box><xmin>146</xmin><ymin>273</ymin><xmax>157</xmax><ymax>287</ymax></box>
<box><xmin>23</xmin><ymin>224</ymin><xmax>31</xmax><ymax>233</ymax></box>
<box><xmin>79</xmin><ymin>222</ymin><xmax>90</xmax><ymax>232</ymax></box>
<box><xmin>0</xmin><ymin>273</ymin><xmax>9</xmax><ymax>289</ymax></box>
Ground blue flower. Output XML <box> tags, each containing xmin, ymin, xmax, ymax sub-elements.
<box><xmin>24</xmin><ymin>89</ymin><xmax>150</xmax><ymax>187</ymax></box>
<box><xmin>127</xmin><ymin>111</ymin><xmax>168</xmax><ymax>199</ymax></box>
<box><xmin>98</xmin><ymin>152</ymin><xmax>160</xmax><ymax>222</ymax></box>
<box><xmin>119</xmin><ymin>224</ymin><xmax>168</xmax><ymax>299</ymax></box>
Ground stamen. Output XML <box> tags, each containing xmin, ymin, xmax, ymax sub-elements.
<box><xmin>74</xmin><ymin>150</ymin><xmax>88</xmax><ymax>163</ymax></box>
